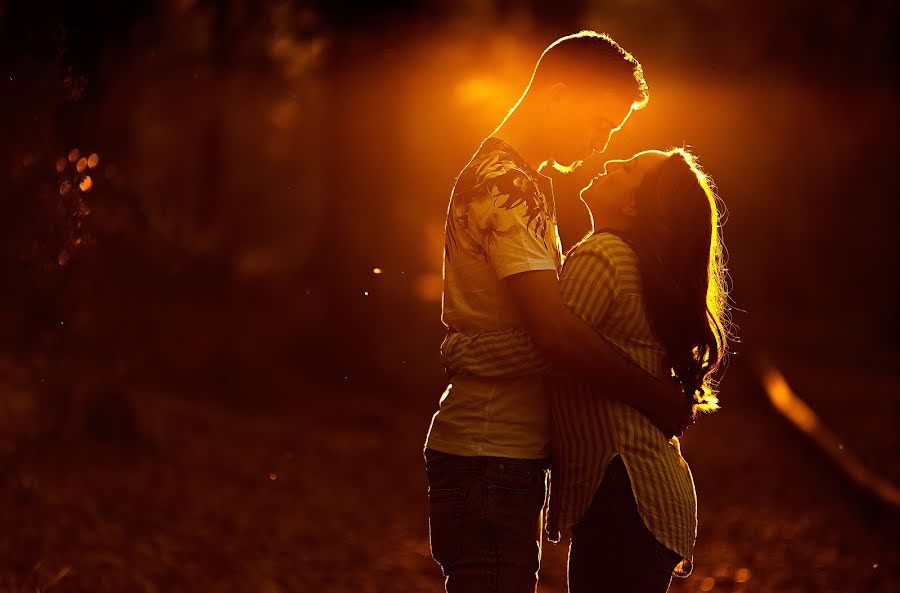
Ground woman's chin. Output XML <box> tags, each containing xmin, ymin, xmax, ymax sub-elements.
<box><xmin>583</xmin><ymin>177</ymin><xmax>607</xmax><ymax>195</ymax></box>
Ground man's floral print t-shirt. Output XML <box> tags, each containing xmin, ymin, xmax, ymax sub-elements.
<box><xmin>425</xmin><ymin>137</ymin><xmax>563</xmax><ymax>459</ymax></box>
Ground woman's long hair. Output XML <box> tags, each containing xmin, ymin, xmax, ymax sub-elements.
<box><xmin>629</xmin><ymin>149</ymin><xmax>731</xmax><ymax>411</ymax></box>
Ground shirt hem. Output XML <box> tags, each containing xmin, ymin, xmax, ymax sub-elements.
<box><xmin>424</xmin><ymin>436</ymin><xmax>549</xmax><ymax>460</ymax></box>
<box><xmin>548</xmin><ymin>453</ymin><xmax>695</xmax><ymax>577</ymax></box>
<box><xmin>494</xmin><ymin>261</ymin><xmax>557</xmax><ymax>280</ymax></box>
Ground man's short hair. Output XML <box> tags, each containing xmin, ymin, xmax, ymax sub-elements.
<box><xmin>529</xmin><ymin>31</ymin><xmax>649</xmax><ymax>110</ymax></box>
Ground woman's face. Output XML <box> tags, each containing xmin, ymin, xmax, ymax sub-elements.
<box><xmin>582</xmin><ymin>150</ymin><xmax>668</xmax><ymax>219</ymax></box>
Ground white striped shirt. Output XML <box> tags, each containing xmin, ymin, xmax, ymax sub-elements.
<box><xmin>442</xmin><ymin>231</ymin><xmax>696</xmax><ymax>577</ymax></box>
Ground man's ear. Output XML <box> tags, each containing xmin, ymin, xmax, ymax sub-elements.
<box><xmin>544</xmin><ymin>82</ymin><xmax>569</xmax><ymax>110</ymax></box>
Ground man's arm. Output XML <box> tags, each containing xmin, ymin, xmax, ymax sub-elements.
<box><xmin>442</xmin><ymin>328</ymin><xmax>551</xmax><ymax>379</ymax></box>
<box><xmin>449</xmin><ymin>156</ymin><xmax>692</xmax><ymax>436</ymax></box>
<box><xmin>503</xmin><ymin>269</ymin><xmax>693</xmax><ymax>438</ymax></box>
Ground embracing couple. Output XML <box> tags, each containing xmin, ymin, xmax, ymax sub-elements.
<box><xmin>424</xmin><ymin>31</ymin><xmax>730</xmax><ymax>592</ymax></box>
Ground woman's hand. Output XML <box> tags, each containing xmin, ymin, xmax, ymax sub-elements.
<box><xmin>643</xmin><ymin>383</ymin><xmax>696</xmax><ymax>439</ymax></box>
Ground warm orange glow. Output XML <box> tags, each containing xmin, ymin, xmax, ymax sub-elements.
<box><xmin>87</xmin><ymin>153</ymin><xmax>100</xmax><ymax>168</ymax></box>
<box><xmin>760</xmin><ymin>365</ymin><xmax>818</xmax><ymax>432</ymax></box>
<box><xmin>455</xmin><ymin>76</ymin><xmax>509</xmax><ymax>108</ymax></box>
<box><xmin>757</xmin><ymin>357</ymin><xmax>900</xmax><ymax>508</ymax></box>
<box><xmin>76</xmin><ymin>157</ymin><xmax>88</xmax><ymax>173</ymax></box>
<box><xmin>59</xmin><ymin>181</ymin><xmax>71</xmax><ymax>195</ymax></box>
<box><xmin>372</xmin><ymin>267</ymin><xmax>383</xmax><ymax>274</ymax></box>
<box><xmin>67</xmin><ymin>148</ymin><xmax>80</xmax><ymax>163</ymax></box>
<box><xmin>269</xmin><ymin>99</ymin><xmax>298</xmax><ymax>130</ymax></box>
<box><xmin>267</xmin><ymin>34</ymin><xmax>326</xmax><ymax>79</ymax></box>
<box><xmin>55</xmin><ymin>157</ymin><xmax>67</xmax><ymax>172</ymax></box>
<box><xmin>416</xmin><ymin>273</ymin><xmax>442</xmax><ymax>302</ymax></box>
<box><xmin>79</xmin><ymin>176</ymin><xmax>93</xmax><ymax>192</ymax></box>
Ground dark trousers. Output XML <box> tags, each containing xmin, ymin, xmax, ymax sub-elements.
<box><xmin>424</xmin><ymin>448</ymin><xmax>549</xmax><ymax>593</ymax></box>
<box><xmin>568</xmin><ymin>455</ymin><xmax>682</xmax><ymax>593</ymax></box>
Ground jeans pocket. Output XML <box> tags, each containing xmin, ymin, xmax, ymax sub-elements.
<box><xmin>488</xmin><ymin>462</ymin><xmax>546</xmax><ymax>529</ymax></box>
<box><xmin>490</xmin><ymin>460</ymin><xmax>541</xmax><ymax>492</ymax></box>
<box><xmin>427</xmin><ymin>487</ymin><xmax>466</xmax><ymax>570</ymax></box>
<box><xmin>486</xmin><ymin>480</ymin><xmax>545</xmax><ymax>582</ymax></box>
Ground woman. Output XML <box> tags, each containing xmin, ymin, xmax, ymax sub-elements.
<box><xmin>442</xmin><ymin>148</ymin><xmax>731</xmax><ymax>592</ymax></box>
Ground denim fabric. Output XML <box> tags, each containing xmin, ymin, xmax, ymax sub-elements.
<box><xmin>424</xmin><ymin>448</ymin><xmax>549</xmax><ymax>593</ymax></box>
<box><xmin>568</xmin><ymin>455</ymin><xmax>682</xmax><ymax>593</ymax></box>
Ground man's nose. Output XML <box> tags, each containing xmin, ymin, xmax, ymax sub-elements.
<box><xmin>591</xmin><ymin>129</ymin><xmax>612</xmax><ymax>153</ymax></box>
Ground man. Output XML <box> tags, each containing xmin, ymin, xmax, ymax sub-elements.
<box><xmin>424</xmin><ymin>31</ymin><xmax>693</xmax><ymax>593</ymax></box>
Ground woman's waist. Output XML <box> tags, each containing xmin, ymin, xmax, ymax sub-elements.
<box><xmin>550</xmin><ymin>398</ymin><xmax>687</xmax><ymax>463</ymax></box>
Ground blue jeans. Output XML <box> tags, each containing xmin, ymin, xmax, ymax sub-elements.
<box><xmin>424</xmin><ymin>449</ymin><xmax>549</xmax><ymax>593</ymax></box>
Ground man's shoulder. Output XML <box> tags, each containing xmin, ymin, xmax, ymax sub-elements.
<box><xmin>454</xmin><ymin>139</ymin><xmax>529</xmax><ymax>197</ymax></box>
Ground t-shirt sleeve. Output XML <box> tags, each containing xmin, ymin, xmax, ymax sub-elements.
<box><xmin>466</xmin><ymin>159</ymin><xmax>557</xmax><ymax>279</ymax></box>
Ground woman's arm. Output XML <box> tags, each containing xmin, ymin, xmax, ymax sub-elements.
<box><xmin>445</xmin><ymin>247</ymin><xmax>694</xmax><ymax>437</ymax></box>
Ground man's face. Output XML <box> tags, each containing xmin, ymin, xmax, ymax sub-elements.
<box><xmin>546</xmin><ymin>88</ymin><xmax>634</xmax><ymax>170</ymax></box>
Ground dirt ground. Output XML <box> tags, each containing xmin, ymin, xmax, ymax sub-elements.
<box><xmin>2</xmin><ymin>358</ymin><xmax>898</xmax><ymax>593</ymax></box>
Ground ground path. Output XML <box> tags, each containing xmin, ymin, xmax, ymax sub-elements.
<box><xmin>3</xmin><ymin>359</ymin><xmax>897</xmax><ymax>592</ymax></box>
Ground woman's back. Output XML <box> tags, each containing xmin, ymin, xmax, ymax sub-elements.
<box><xmin>569</xmin><ymin>231</ymin><xmax>670</xmax><ymax>380</ymax></box>
<box><xmin>549</xmin><ymin>230</ymin><xmax>696</xmax><ymax>576</ymax></box>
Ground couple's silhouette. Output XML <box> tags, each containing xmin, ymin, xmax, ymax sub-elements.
<box><xmin>425</xmin><ymin>31</ymin><xmax>730</xmax><ymax>593</ymax></box>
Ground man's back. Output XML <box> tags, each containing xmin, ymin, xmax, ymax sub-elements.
<box><xmin>426</xmin><ymin>137</ymin><xmax>562</xmax><ymax>459</ymax></box>
<box><xmin>441</xmin><ymin>137</ymin><xmax>562</xmax><ymax>332</ymax></box>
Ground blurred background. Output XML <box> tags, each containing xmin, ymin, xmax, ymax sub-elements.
<box><xmin>1</xmin><ymin>1</ymin><xmax>897</xmax><ymax>591</ymax></box>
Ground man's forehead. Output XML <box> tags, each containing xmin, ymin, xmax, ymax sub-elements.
<box><xmin>634</xmin><ymin>150</ymin><xmax>668</xmax><ymax>165</ymax></box>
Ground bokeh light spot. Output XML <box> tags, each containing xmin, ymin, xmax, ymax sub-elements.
<box><xmin>79</xmin><ymin>176</ymin><xmax>93</xmax><ymax>192</ymax></box>
<box><xmin>699</xmin><ymin>576</ymin><xmax>715</xmax><ymax>591</ymax></box>
<box><xmin>87</xmin><ymin>152</ymin><xmax>100</xmax><ymax>168</ymax></box>
<box><xmin>735</xmin><ymin>567</ymin><xmax>751</xmax><ymax>582</ymax></box>
<box><xmin>59</xmin><ymin>181</ymin><xmax>71</xmax><ymax>195</ymax></box>
<box><xmin>55</xmin><ymin>157</ymin><xmax>67</xmax><ymax>172</ymax></box>
<box><xmin>67</xmin><ymin>148</ymin><xmax>80</xmax><ymax>163</ymax></box>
